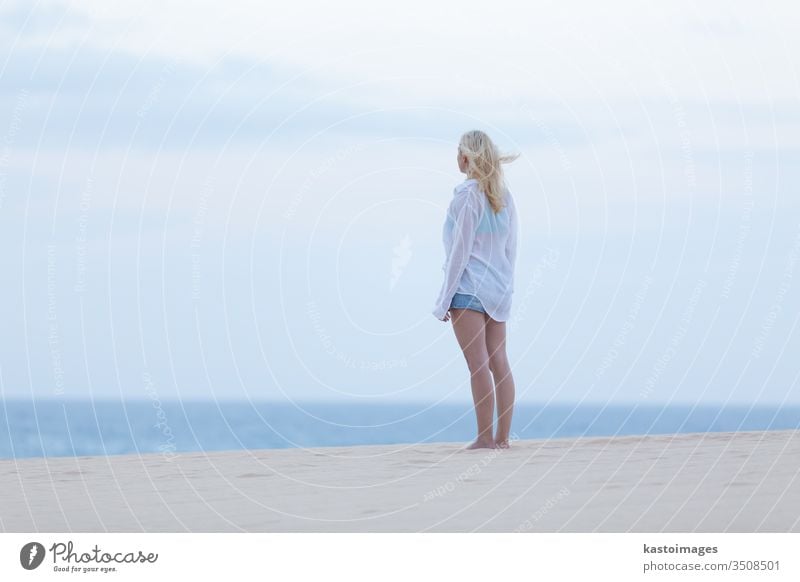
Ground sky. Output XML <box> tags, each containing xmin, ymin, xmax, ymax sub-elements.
<box><xmin>0</xmin><ymin>0</ymin><xmax>799</xmax><ymax>405</ymax></box>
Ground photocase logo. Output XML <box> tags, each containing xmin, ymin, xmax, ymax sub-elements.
<box><xmin>389</xmin><ymin>234</ymin><xmax>412</xmax><ymax>291</ymax></box>
<box><xmin>20</xmin><ymin>542</ymin><xmax>46</xmax><ymax>570</ymax></box>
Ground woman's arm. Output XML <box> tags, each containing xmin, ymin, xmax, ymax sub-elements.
<box><xmin>505</xmin><ymin>191</ymin><xmax>518</xmax><ymax>275</ymax></box>
<box><xmin>432</xmin><ymin>190</ymin><xmax>481</xmax><ymax>321</ymax></box>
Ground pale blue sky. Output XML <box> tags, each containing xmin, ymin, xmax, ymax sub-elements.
<box><xmin>1</xmin><ymin>0</ymin><xmax>799</xmax><ymax>404</ymax></box>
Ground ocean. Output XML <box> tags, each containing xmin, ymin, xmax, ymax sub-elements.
<box><xmin>1</xmin><ymin>399</ymin><xmax>798</xmax><ymax>459</ymax></box>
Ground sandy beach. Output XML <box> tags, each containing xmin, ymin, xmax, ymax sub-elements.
<box><xmin>1</xmin><ymin>429</ymin><xmax>798</xmax><ymax>532</ymax></box>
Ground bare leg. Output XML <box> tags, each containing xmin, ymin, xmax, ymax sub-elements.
<box><xmin>450</xmin><ymin>308</ymin><xmax>495</xmax><ymax>449</ymax></box>
<box><xmin>486</xmin><ymin>317</ymin><xmax>515</xmax><ymax>448</ymax></box>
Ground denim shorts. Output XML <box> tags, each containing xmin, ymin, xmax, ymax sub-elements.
<box><xmin>449</xmin><ymin>292</ymin><xmax>486</xmax><ymax>314</ymax></box>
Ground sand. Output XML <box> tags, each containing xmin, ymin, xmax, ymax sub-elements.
<box><xmin>1</xmin><ymin>429</ymin><xmax>798</xmax><ymax>532</ymax></box>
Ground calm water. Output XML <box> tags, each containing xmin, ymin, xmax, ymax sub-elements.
<box><xmin>1</xmin><ymin>399</ymin><xmax>798</xmax><ymax>459</ymax></box>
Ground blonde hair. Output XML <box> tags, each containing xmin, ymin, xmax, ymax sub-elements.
<box><xmin>458</xmin><ymin>130</ymin><xmax>519</xmax><ymax>214</ymax></box>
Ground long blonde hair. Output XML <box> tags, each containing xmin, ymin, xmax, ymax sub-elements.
<box><xmin>458</xmin><ymin>130</ymin><xmax>519</xmax><ymax>214</ymax></box>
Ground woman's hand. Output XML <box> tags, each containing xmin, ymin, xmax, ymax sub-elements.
<box><xmin>442</xmin><ymin>310</ymin><xmax>451</xmax><ymax>322</ymax></box>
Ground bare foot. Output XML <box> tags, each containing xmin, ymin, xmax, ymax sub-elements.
<box><xmin>465</xmin><ymin>438</ymin><xmax>496</xmax><ymax>450</ymax></box>
<box><xmin>494</xmin><ymin>439</ymin><xmax>511</xmax><ymax>449</ymax></box>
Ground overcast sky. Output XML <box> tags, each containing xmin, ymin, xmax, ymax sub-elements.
<box><xmin>1</xmin><ymin>0</ymin><xmax>799</xmax><ymax>405</ymax></box>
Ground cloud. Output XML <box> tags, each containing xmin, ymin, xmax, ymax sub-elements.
<box><xmin>0</xmin><ymin>0</ymin><xmax>88</xmax><ymax>37</ymax></box>
<box><xmin>0</xmin><ymin>41</ymin><xmax>601</xmax><ymax>150</ymax></box>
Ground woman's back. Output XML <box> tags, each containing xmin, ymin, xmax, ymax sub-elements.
<box><xmin>432</xmin><ymin>178</ymin><xmax>518</xmax><ymax>322</ymax></box>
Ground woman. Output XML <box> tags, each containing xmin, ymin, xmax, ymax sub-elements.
<box><xmin>432</xmin><ymin>130</ymin><xmax>519</xmax><ymax>450</ymax></box>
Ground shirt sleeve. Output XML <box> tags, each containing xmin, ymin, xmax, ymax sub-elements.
<box><xmin>505</xmin><ymin>191</ymin><xmax>518</xmax><ymax>284</ymax></box>
<box><xmin>432</xmin><ymin>190</ymin><xmax>481</xmax><ymax>320</ymax></box>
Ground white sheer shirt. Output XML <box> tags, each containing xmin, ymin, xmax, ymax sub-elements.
<box><xmin>432</xmin><ymin>178</ymin><xmax>518</xmax><ymax>322</ymax></box>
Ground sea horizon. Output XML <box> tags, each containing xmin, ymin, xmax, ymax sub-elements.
<box><xmin>2</xmin><ymin>398</ymin><xmax>798</xmax><ymax>460</ymax></box>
